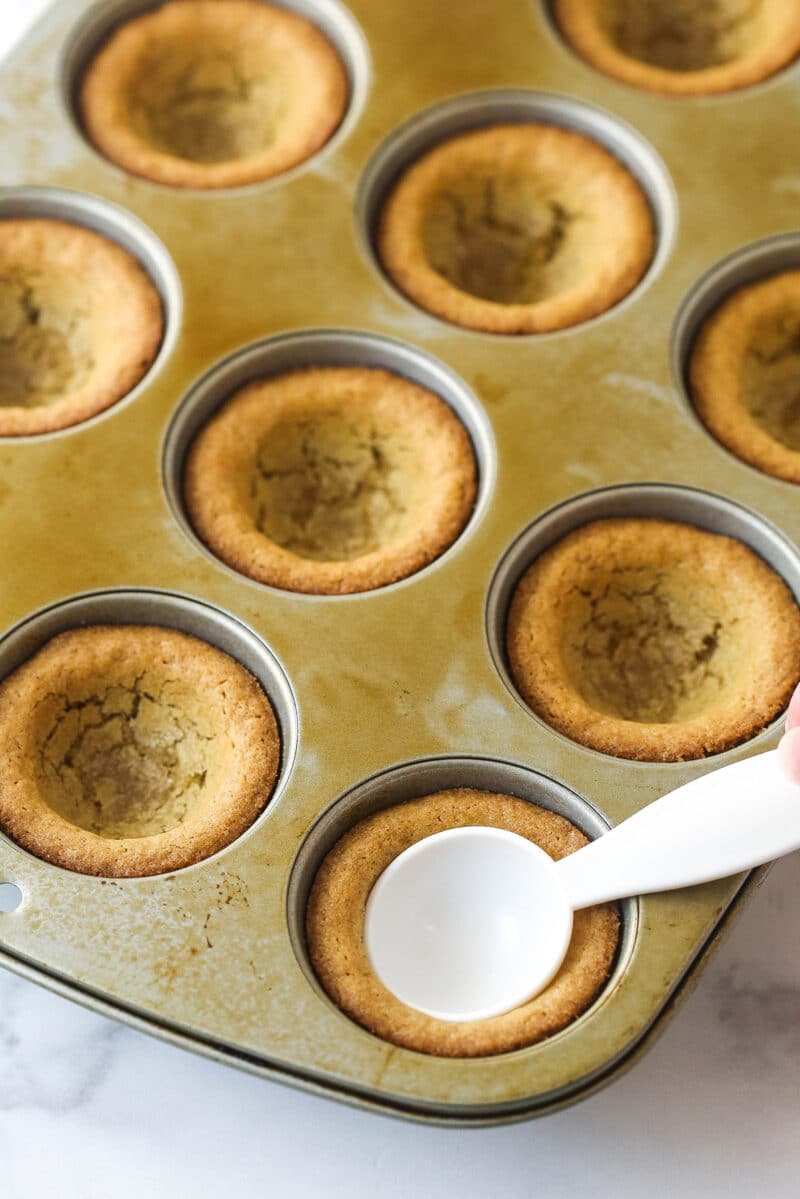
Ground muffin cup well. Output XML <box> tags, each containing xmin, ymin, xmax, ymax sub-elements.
<box><xmin>288</xmin><ymin>755</ymin><xmax>635</xmax><ymax>1056</ymax></box>
<box><xmin>356</xmin><ymin>89</ymin><xmax>676</xmax><ymax>334</ymax></box>
<box><xmin>62</xmin><ymin>0</ymin><xmax>370</xmax><ymax>189</ymax></box>
<box><xmin>673</xmin><ymin>234</ymin><xmax>800</xmax><ymax>485</ymax></box>
<box><xmin>0</xmin><ymin>589</ymin><xmax>297</xmax><ymax>876</ymax></box>
<box><xmin>0</xmin><ymin>187</ymin><xmax>180</xmax><ymax>438</ymax></box>
<box><xmin>487</xmin><ymin>484</ymin><xmax>800</xmax><ymax>762</ymax></box>
<box><xmin>549</xmin><ymin>0</ymin><xmax>800</xmax><ymax>96</ymax></box>
<box><xmin>163</xmin><ymin>329</ymin><xmax>495</xmax><ymax>595</ymax></box>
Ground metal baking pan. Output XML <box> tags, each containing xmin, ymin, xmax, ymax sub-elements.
<box><xmin>0</xmin><ymin>0</ymin><xmax>799</xmax><ymax>1124</ymax></box>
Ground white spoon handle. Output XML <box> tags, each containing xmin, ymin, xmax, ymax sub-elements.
<box><xmin>556</xmin><ymin>751</ymin><xmax>800</xmax><ymax>910</ymax></box>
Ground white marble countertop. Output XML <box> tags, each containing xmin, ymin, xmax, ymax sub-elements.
<box><xmin>1</xmin><ymin>4</ymin><xmax>799</xmax><ymax>1195</ymax></box>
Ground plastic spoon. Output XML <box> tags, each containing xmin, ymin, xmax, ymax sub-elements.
<box><xmin>364</xmin><ymin>749</ymin><xmax>800</xmax><ymax>1022</ymax></box>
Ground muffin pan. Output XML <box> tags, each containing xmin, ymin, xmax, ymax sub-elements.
<box><xmin>1</xmin><ymin>0</ymin><xmax>800</xmax><ymax>1124</ymax></box>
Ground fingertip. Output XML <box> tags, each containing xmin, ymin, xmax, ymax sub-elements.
<box><xmin>778</xmin><ymin>726</ymin><xmax>800</xmax><ymax>784</ymax></box>
<box><xmin>787</xmin><ymin>683</ymin><xmax>800</xmax><ymax>732</ymax></box>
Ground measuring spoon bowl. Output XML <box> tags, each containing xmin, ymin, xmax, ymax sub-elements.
<box><xmin>364</xmin><ymin>827</ymin><xmax>573</xmax><ymax>1023</ymax></box>
<box><xmin>364</xmin><ymin>750</ymin><xmax>800</xmax><ymax>1022</ymax></box>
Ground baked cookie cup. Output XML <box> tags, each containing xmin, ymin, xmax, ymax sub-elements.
<box><xmin>377</xmin><ymin>123</ymin><xmax>655</xmax><ymax>334</ymax></box>
<box><xmin>0</xmin><ymin>218</ymin><xmax>163</xmax><ymax>436</ymax></box>
<box><xmin>183</xmin><ymin>365</ymin><xmax>478</xmax><ymax>595</ymax></box>
<box><xmin>506</xmin><ymin>518</ymin><xmax>800</xmax><ymax>762</ymax></box>
<box><xmin>553</xmin><ymin>0</ymin><xmax>800</xmax><ymax>96</ymax></box>
<box><xmin>306</xmin><ymin>788</ymin><xmax>619</xmax><ymax>1057</ymax></box>
<box><xmin>78</xmin><ymin>0</ymin><xmax>348</xmax><ymax>189</ymax></box>
<box><xmin>689</xmin><ymin>270</ymin><xmax>800</xmax><ymax>485</ymax></box>
<box><xmin>0</xmin><ymin>626</ymin><xmax>280</xmax><ymax>877</ymax></box>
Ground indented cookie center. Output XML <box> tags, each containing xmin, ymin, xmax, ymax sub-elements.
<box><xmin>250</xmin><ymin>412</ymin><xmax>412</xmax><ymax>561</ymax></box>
<box><xmin>742</xmin><ymin>313</ymin><xmax>800</xmax><ymax>451</ymax></box>
<box><xmin>604</xmin><ymin>0</ymin><xmax>759</xmax><ymax>71</ymax></box>
<box><xmin>129</xmin><ymin>47</ymin><xmax>281</xmax><ymax>163</ymax></box>
<box><xmin>558</xmin><ymin>567</ymin><xmax>730</xmax><ymax>723</ymax></box>
<box><xmin>37</xmin><ymin>683</ymin><xmax>212</xmax><ymax>839</ymax></box>
<box><xmin>421</xmin><ymin>174</ymin><xmax>573</xmax><ymax>305</ymax></box>
<box><xmin>0</xmin><ymin>270</ymin><xmax>92</xmax><ymax>409</ymax></box>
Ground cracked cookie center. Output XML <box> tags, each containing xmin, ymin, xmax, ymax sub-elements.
<box><xmin>603</xmin><ymin>0</ymin><xmax>759</xmax><ymax>71</ymax></box>
<box><xmin>421</xmin><ymin>173</ymin><xmax>572</xmax><ymax>305</ymax></box>
<box><xmin>130</xmin><ymin>48</ymin><xmax>281</xmax><ymax>163</ymax></box>
<box><xmin>741</xmin><ymin>315</ymin><xmax>800</xmax><ymax>451</ymax></box>
<box><xmin>0</xmin><ymin>271</ymin><xmax>91</xmax><ymax>409</ymax></box>
<box><xmin>38</xmin><ymin>686</ymin><xmax>211</xmax><ymax>839</ymax></box>
<box><xmin>251</xmin><ymin>412</ymin><xmax>412</xmax><ymax>561</ymax></box>
<box><xmin>558</xmin><ymin>568</ymin><xmax>730</xmax><ymax>723</ymax></box>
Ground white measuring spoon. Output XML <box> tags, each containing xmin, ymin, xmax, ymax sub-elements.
<box><xmin>364</xmin><ymin>749</ymin><xmax>800</xmax><ymax>1022</ymax></box>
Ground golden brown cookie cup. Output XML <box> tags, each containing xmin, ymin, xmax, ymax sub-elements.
<box><xmin>377</xmin><ymin>123</ymin><xmax>654</xmax><ymax>334</ymax></box>
<box><xmin>553</xmin><ymin>0</ymin><xmax>800</xmax><ymax>96</ymax></box>
<box><xmin>0</xmin><ymin>218</ymin><xmax>163</xmax><ymax>436</ymax></box>
<box><xmin>183</xmin><ymin>365</ymin><xmax>478</xmax><ymax>595</ymax></box>
<box><xmin>0</xmin><ymin>625</ymin><xmax>280</xmax><ymax>877</ymax></box>
<box><xmin>306</xmin><ymin>788</ymin><xmax>619</xmax><ymax>1057</ymax></box>
<box><xmin>78</xmin><ymin>0</ymin><xmax>348</xmax><ymax>189</ymax></box>
<box><xmin>689</xmin><ymin>271</ymin><xmax>800</xmax><ymax>485</ymax></box>
<box><xmin>506</xmin><ymin>518</ymin><xmax>800</xmax><ymax>762</ymax></box>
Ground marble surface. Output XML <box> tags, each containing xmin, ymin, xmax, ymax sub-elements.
<box><xmin>2</xmin><ymin>4</ymin><xmax>799</xmax><ymax>1195</ymax></box>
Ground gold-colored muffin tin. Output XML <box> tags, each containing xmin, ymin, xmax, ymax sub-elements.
<box><xmin>1</xmin><ymin>0</ymin><xmax>799</xmax><ymax>1124</ymax></box>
